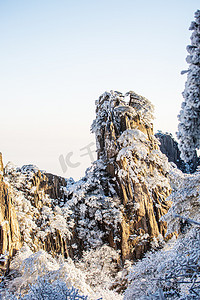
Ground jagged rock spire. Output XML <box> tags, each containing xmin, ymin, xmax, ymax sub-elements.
<box><xmin>69</xmin><ymin>91</ymin><xmax>171</xmax><ymax>260</ymax></box>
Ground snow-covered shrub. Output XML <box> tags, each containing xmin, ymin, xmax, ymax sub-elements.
<box><xmin>64</xmin><ymin>161</ymin><xmax>122</xmax><ymax>251</ymax></box>
<box><xmin>125</xmin><ymin>164</ymin><xmax>200</xmax><ymax>299</ymax></box>
<box><xmin>77</xmin><ymin>245</ymin><xmax>132</xmax><ymax>296</ymax></box>
<box><xmin>2</xmin><ymin>245</ymin><xmax>94</xmax><ymax>299</ymax></box>
<box><xmin>162</xmin><ymin>164</ymin><xmax>200</xmax><ymax>235</ymax></box>
<box><xmin>77</xmin><ymin>245</ymin><xmax>120</xmax><ymax>291</ymax></box>
<box><xmin>20</xmin><ymin>282</ymin><xmax>88</xmax><ymax>300</ymax></box>
<box><xmin>22</xmin><ymin>281</ymin><xmax>88</xmax><ymax>300</ymax></box>
<box><xmin>5</xmin><ymin>279</ymin><xmax>88</xmax><ymax>300</ymax></box>
<box><xmin>124</xmin><ymin>226</ymin><xmax>200</xmax><ymax>299</ymax></box>
<box><xmin>38</xmin><ymin>205</ymin><xmax>74</xmax><ymax>241</ymax></box>
<box><xmin>1</xmin><ymin>244</ymin><xmax>123</xmax><ymax>300</ymax></box>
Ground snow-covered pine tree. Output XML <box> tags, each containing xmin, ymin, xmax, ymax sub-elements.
<box><xmin>177</xmin><ymin>10</ymin><xmax>200</xmax><ymax>169</ymax></box>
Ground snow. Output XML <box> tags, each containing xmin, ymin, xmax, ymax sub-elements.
<box><xmin>124</xmin><ymin>161</ymin><xmax>200</xmax><ymax>299</ymax></box>
<box><xmin>2</xmin><ymin>244</ymin><xmax>123</xmax><ymax>300</ymax></box>
<box><xmin>2</xmin><ymin>80</ymin><xmax>200</xmax><ymax>299</ymax></box>
<box><xmin>3</xmin><ymin>163</ymin><xmax>73</xmax><ymax>248</ymax></box>
<box><xmin>161</xmin><ymin>163</ymin><xmax>200</xmax><ymax>235</ymax></box>
<box><xmin>177</xmin><ymin>10</ymin><xmax>200</xmax><ymax>163</ymax></box>
<box><xmin>117</xmin><ymin>129</ymin><xmax>149</xmax><ymax>160</ymax></box>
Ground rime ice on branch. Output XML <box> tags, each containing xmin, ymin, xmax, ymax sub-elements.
<box><xmin>177</xmin><ymin>10</ymin><xmax>200</xmax><ymax>166</ymax></box>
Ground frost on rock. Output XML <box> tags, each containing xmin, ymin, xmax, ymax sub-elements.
<box><xmin>64</xmin><ymin>161</ymin><xmax>122</xmax><ymax>253</ymax></box>
<box><xmin>91</xmin><ymin>90</ymin><xmax>155</xmax><ymax>158</ymax></box>
<box><xmin>66</xmin><ymin>90</ymin><xmax>172</xmax><ymax>261</ymax></box>
<box><xmin>4</xmin><ymin>162</ymin><xmax>73</xmax><ymax>256</ymax></box>
<box><xmin>125</xmin><ymin>164</ymin><xmax>200</xmax><ymax>299</ymax></box>
<box><xmin>0</xmin><ymin>90</ymin><xmax>174</xmax><ymax>299</ymax></box>
<box><xmin>177</xmin><ymin>10</ymin><xmax>200</xmax><ymax>166</ymax></box>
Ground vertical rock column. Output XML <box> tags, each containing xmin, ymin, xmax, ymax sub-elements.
<box><xmin>92</xmin><ymin>91</ymin><xmax>171</xmax><ymax>260</ymax></box>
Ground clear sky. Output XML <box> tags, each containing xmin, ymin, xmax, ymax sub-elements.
<box><xmin>0</xmin><ymin>0</ymin><xmax>199</xmax><ymax>179</ymax></box>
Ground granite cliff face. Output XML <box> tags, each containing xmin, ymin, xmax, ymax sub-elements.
<box><xmin>0</xmin><ymin>153</ymin><xmax>21</xmax><ymax>276</ymax></box>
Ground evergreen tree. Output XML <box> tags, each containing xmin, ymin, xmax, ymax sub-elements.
<box><xmin>177</xmin><ymin>10</ymin><xmax>200</xmax><ymax>166</ymax></box>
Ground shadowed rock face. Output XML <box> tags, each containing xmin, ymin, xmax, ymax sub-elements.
<box><xmin>155</xmin><ymin>132</ymin><xmax>199</xmax><ymax>173</ymax></box>
<box><xmin>25</xmin><ymin>171</ymin><xmax>69</xmax><ymax>256</ymax></box>
<box><xmin>0</xmin><ymin>153</ymin><xmax>21</xmax><ymax>276</ymax></box>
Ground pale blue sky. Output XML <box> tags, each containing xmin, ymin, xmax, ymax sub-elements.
<box><xmin>0</xmin><ymin>0</ymin><xmax>199</xmax><ymax>179</ymax></box>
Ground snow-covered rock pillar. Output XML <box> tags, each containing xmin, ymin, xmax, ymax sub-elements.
<box><xmin>92</xmin><ymin>91</ymin><xmax>172</xmax><ymax>259</ymax></box>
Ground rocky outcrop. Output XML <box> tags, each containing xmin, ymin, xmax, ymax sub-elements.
<box><xmin>66</xmin><ymin>91</ymin><xmax>172</xmax><ymax>261</ymax></box>
<box><xmin>4</xmin><ymin>163</ymin><xmax>73</xmax><ymax>259</ymax></box>
<box><xmin>93</xmin><ymin>91</ymin><xmax>171</xmax><ymax>260</ymax></box>
<box><xmin>27</xmin><ymin>171</ymin><xmax>70</xmax><ymax>257</ymax></box>
<box><xmin>0</xmin><ymin>91</ymin><xmax>172</xmax><ymax>267</ymax></box>
<box><xmin>0</xmin><ymin>153</ymin><xmax>21</xmax><ymax>276</ymax></box>
<box><xmin>155</xmin><ymin>132</ymin><xmax>199</xmax><ymax>173</ymax></box>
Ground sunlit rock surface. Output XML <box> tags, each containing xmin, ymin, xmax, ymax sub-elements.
<box><xmin>0</xmin><ymin>153</ymin><xmax>21</xmax><ymax>276</ymax></box>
